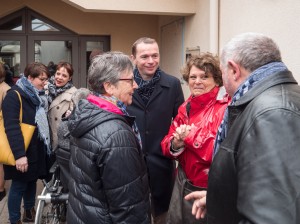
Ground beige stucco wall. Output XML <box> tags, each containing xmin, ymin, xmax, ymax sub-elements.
<box><xmin>184</xmin><ymin>0</ymin><xmax>211</xmax><ymax>54</ymax></box>
<box><xmin>219</xmin><ymin>0</ymin><xmax>300</xmax><ymax>82</ymax></box>
<box><xmin>2</xmin><ymin>0</ymin><xmax>299</xmax><ymax>84</ymax></box>
<box><xmin>178</xmin><ymin>0</ymin><xmax>300</xmax><ymax>88</ymax></box>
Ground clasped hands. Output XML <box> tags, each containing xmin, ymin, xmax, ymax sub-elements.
<box><xmin>172</xmin><ymin>123</ymin><xmax>195</xmax><ymax>150</ymax></box>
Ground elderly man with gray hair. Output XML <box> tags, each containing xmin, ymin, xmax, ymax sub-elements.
<box><xmin>185</xmin><ymin>33</ymin><xmax>300</xmax><ymax>224</ymax></box>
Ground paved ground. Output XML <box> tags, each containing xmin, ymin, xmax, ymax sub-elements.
<box><xmin>0</xmin><ymin>180</ymin><xmax>44</xmax><ymax>224</ymax></box>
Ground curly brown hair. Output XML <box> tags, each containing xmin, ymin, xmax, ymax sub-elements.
<box><xmin>181</xmin><ymin>52</ymin><xmax>223</xmax><ymax>86</ymax></box>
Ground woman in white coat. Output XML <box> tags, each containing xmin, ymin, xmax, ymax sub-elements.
<box><xmin>47</xmin><ymin>61</ymin><xmax>77</xmax><ymax>150</ymax></box>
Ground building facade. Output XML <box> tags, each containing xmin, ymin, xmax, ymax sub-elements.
<box><xmin>1</xmin><ymin>0</ymin><xmax>299</xmax><ymax>97</ymax></box>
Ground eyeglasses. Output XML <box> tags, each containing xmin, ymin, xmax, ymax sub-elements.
<box><xmin>118</xmin><ymin>78</ymin><xmax>135</xmax><ymax>85</ymax></box>
<box><xmin>37</xmin><ymin>77</ymin><xmax>48</xmax><ymax>82</ymax></box>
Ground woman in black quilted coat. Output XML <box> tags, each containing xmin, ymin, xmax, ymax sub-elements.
<box><xmin>67</xmin><ymin>51</ymin><xmax>150</xmax><ymax>224</ymax></box>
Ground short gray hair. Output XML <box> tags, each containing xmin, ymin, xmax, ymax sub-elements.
<box><xmin>88</xmin><ymin>51</ymin><xmax>133</xmax><ymax>94</ymax></box>
<box><xmin>221</xmin><ymin>32</ymin><xmax>282</xmax><ymax>72</ymax></box>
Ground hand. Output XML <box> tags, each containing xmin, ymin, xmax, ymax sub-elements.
<box><xmin>65</xmin><ymin>109</ymin><xmax>72</xmax><ymax>118</ymax></box>
<box><xmin>172</xmin><ymin>123</ymin><xmax>195</xmax><ymax>149</ymax></box>
<box><xmin>185</xmin><ymin>191</ymin><xmax>207</xmax><ymax>219</ymax></box>
<box><xmin>15</xmin><ymin>156</ymin><xmax>28</xmax><ymax>173</ymax></box>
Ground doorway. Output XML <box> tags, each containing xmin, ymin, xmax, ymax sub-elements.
<box><xmin>0</xmin><ymin>7</ymin><xmax>110</xmax><ymax>87</ymax></box>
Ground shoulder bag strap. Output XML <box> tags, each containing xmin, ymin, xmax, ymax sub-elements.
<box><xmin>14</xmin><ymin>90</ymin><xmax>23</xmax><ymax>123</ymax></box>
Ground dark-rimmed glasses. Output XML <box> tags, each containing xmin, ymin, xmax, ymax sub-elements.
<box><xmin>37</xmin><ymin>77</ymin><xmax>49</xmax><ymax>82</ymax></box>
<box><xmin>118</xmin><ymin>78</ymin><xmax>134</xmax><ymax>85</ymax></box>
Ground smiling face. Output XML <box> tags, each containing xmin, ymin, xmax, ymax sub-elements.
<box><xmin>110</xmin><ymin>69</ymin><xmax>138</xmax><ymax>106</ymax></box>
<box><xmin>54</xmin><ymin>67</ymin><xmax>71</xmax><ymax>87</ymax></box>
<box><xmin>132</xmin><ymin>42</ymin><xmax>160</xmax><ymax>80</ymax></box>
<box><xmin>188</xmin><ymin>65</ymin><xmax>218</xmax><ymax>97</ymax></box>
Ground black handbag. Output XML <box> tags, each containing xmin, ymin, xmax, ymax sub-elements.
<box><xmin>166</xmin><ymin>165</ymin><xmax>207</xmax><ymax>224</ymax></box>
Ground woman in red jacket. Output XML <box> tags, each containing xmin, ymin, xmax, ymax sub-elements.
<box><xmin>161</xmin><ymin>53</ymin><xmax>230</xmax><ymax>224</ymax></box>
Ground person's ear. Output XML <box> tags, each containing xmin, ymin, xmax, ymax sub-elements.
<box><xmin>130</xmin><ymin>55</ymin><xmax>136</xmax><ymax>65</ymax></box>
<box><xmin>28</xmin><ymin>75</ymin><xmax>34</xmax><ymax>82</ymax></box>
<box><xmin>228</xmin><ymin>60</ymin><xmax>241</xmax><ymax>81</ymax></box>
<box><xmin>103</xmin><ymin>82</ymin><xmax>114</xmax><ymax>96</ymax></box>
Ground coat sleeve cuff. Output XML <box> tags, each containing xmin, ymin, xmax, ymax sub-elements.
<box><xmin>170</xmin><ymin>141</ymin><xmax>184</xmax><ymax>156</ymax></box>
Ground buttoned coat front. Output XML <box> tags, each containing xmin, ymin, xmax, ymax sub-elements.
<box><xmin>48</xmin><ymin>86</ymin><xmax>77</xmax><ymax>150</ymax></box>
<box><xmin>127</xmin><ymin>70</ymin><xmax>184</xmax><ymax>216</ymax></box>
<box><xmin>161</xmin><ymin>86</ymin><xmax>230</xmax><ymax>187</ymax></box>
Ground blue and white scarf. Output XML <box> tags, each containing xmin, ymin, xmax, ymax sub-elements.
<box><xmin>213</xmin><ymin>62</ymin><xmax>288</xmax><ymax>156</ymax></box>
<box><xmin>17</xmin><ymin>75</ymin><xmax>51</xmax><ymax>155</ymax></box>
<box><xmin>116</xmin><ymin>100</ymin><xmax>143</xmax><ymax>150</ymax></box>
<box><xmin>134</xmin><ymin>68</ymin><xmax>161</xmax><ymax>104</ymax></box>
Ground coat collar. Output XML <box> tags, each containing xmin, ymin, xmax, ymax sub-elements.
<box><xmin>132</xmin><ymin>71</ymin><xmax>171</xmax><ymax>107</ymax></box>
<box><xmin>234</xmin><ymin>70</ymin><xmax>296</xmax><ymax>107</ymax></box>
<box><xmin>48</xmin><ymin>86</ymin><xmax>76</xmax><ymax>109</ymax></box>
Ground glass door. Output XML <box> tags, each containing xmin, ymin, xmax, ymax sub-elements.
<box><xmin>79</xmin><ymin>36</ymin><xmax>110</xmax><ymax>87</ymax></box>
<box><xmin>28</xmin><ymin>36</ymin><xmax>79</xmax><ymax>86</ymax></box>
<box><xmin>0</xmin><ymin>36</ymin><xmax>26</xmax><ymax>84</ymax></box>
<box><xmin>0</xmin><ymin>8</ymin><xmax>110</xmax><ymax>88</ymax></box>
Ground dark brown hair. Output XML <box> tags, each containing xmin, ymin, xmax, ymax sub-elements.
<box><xmin>24</xmin><ymin>62</ymin><xmax>50</xmax><ymax>78</ymax></box>
<box><xmin>56</xmin><ymin>61</ymin><xmax>74</xmax><ymax>77</ymax></box>
<box><xmin>181</xmin><ymin>53</ymin><xmax>223</xmax><ymax>86</ymax></box>
<box><xmin>131</xmin><ymin>37</ymin><xmax>157</xmax><ymax>57</ymax></box>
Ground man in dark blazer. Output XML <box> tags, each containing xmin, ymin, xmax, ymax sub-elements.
<box><xmin>127</xmin><ymin>37</ymin><xmax>184</xmax><ymax>224</ymax></box>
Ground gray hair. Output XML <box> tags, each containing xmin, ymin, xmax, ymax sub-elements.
<box><xmin>72</xmin><ymin>88</ymin><xmax>90</xmax><ymax>104</ymax></box>
<box><xmin>88</xmin><ymin>51</ymin><xmax>133</xmax><ymax>94</ymax></box>
<box><xmin>67</xmin><ymin>88</ymin><xmax>91</xmax><ymax>111</ymax></box>
<box><xmin>221</xmin><ymin>33</ymin><xmax>282</xmax><ymax>72</ymax></box>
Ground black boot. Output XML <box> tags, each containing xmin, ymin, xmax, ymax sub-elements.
<box><xmin>22</xmin><ymin>207</ymin><xmax>35</xmax><ymax>222</ymax></box>
<box><xmin>0</xmin><ymin>189</ymin><xmax>6</xmax><ymax>201</ymax></box>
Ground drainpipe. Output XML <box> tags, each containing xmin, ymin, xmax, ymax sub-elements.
<box><xmin>210</xmin><ymin>0</ymin><xmax>219</xmax><ymax>54</ymax></box>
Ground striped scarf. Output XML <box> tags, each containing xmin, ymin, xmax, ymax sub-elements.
<box><xmin>213</xmin><ymin>61</ymin><xmax>288</xmax><ymax>156</ymax></box>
